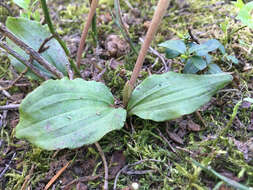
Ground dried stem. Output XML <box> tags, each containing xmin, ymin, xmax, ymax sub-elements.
<box><xmin>0</xmin><ymin>23</ymin><xmax>64</xmax><ymax>78</ymax></box>
<box><xmin>20</xmin><ymin>165</ymin><xmax>34</xmax><ymax>190</ymax></box>
<box><xmin>76</xmin><ymin>0</ymin><xmax>99</xmax><ymax>68</ymax></box>
<box><xmin>38</xmin><ymin>35</ymin><xmax>54</xmax><ymax>53</ymax></box>
<box><xmin>188</xmin><ymin>28</ymin><xmax>200</xmax><ymax>44</ymax></box>
<box><xmin>0</xmin><ymin>41</ymin><xmax>48</xmax><ymax>80</ymax></box>
<box><xmin>0</xmin><ymin>104</ymin><xmax>20</xmax><ymax>111</ymax></box>
<box><xmin>95</xmin><ymin>142</ymin><xmax>108</xmax><ymax>190</ymax></box>
<box><xmin>113</xmin><ymin>159</ymin><xmax>164</xmax><ymax>190</ymax></box>
<box><xmin>63</xmin><ymin>175</ymin><xmax>100</xmax><ymax>190</ymax></box>
<box><xmin>44</xmin><ymin>161</ymin><xmax>71</xmax><ymax>190</ymax></box>
<box><xmin>129</xmin><ymin>0</ymin><xmax>170</xmax><ymax>87</ymax></box>
<box><xmin>0</xmin><ymin>153</ymin><xmax>16</xmax><ymax>178</ymax></box>
<box><xmin>0</xmin><ymin>67</ymin><xmax>28</xmax><ymax>91</ymax></box>
<box><xmin>0</xmin><ymin>84</ymin><xmax>12</xmax><ymax>99</ymax></box>
<box><xmin>139</xmin><ymin>37</ymin><xmax>169</xmax><ymax>72</ymax></box>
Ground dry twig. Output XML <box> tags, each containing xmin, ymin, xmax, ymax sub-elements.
<box><xmin>0</xmin><ymin>152</ymin><xmax>16</xmax><ymax>179</ymax></box>
<box><xmin>0</xmin><ymin>85</ymin><xmax>12</xmax><ymax>99</ymax></box>
<box><xmin>95</xmin><ymin>142</ymin><xmax>108</xmax><ymax>190</ymax></box>
<box><xmin>0</xmin><ymin>41</ymin><xmax>48</xmax><ymax>80</ymax></box>
<box><xmin>63</xmin><ymin>175</ymin><xmax>100</xmax><ymax>190</ymax></box>
<box><xmin>44</xmin><ymin>161</ymin><xmax>71</xmax><ymax>190</ymax></box>
<box><xmin>188</xmin><ymin>28</ymin><xmax>200</xmax><ymax>44</ymax></box>
<box><xmin>0</xmin><ymin>23</ymin><xmax>64</xmax><ymax>78</ymax></box>
<box><xmin>21</xmin><ymin>165</ymin><xmax>35</xmax><ymax>190</ymax></box>
<box><xmin>139</xmin><ymin>37</ymin><xmax>169</xmax><ymax>72</ymax></box>
<box><xmin>0</xmin><ymin>104</ymin><xmax>20</xmax><ymax>111</ymax></box>
<box><xmin>113</xmin><ymin>159</ymin><xmax>163</xmax><ymax>190</ymax></box>
<box><xmin>0</xmin><ymin>68</ymin><xmax>28</xmax><ymax>91</ymax></box>
<box><xmin>38</xmin><ymin>35</ymin><xmax>54</xmax><ymax>53</ymax></box>
<box><xmin>156</xmin><ymin>128</ymin><xmax>176</xmax><ymax>153</ymax></box>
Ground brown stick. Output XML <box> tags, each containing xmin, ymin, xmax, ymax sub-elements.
<box><xmin>38</xmin><ymin>35</ymin><xmax>54</xmax><ymax>53</ymax></box>
<box><xmin>95</xmin><ymin>142</ymin><xmax>108</xmax><ymax>190</ymax></box>
<box><xmin>0</xmin><ymin>104</ymin><xmax>20</xmax><ymax>110</ymax></box>
<box><xmin>188</xmin><ymin>28</ymin><xmax>200</xmax><ymax>44</ymax></box>
<box><xmin>0</xmin><ymin>41</ymin><xmax>48</xmax><ymax>80</ymax></box>
<box><xmin>76</xmin><ymin>0</ymin><xmax>99</xmax><ymax>68</ymax></box>
<box><xmin>44</xmin><ymin>161</ymin><xmax>71</xmax><ymax>190</ymax></box>
<box><xmin>0</xmin><ymin>23</ymin><xmax>64</xmax><ymax>79</ymax></box>
<box><xmin>113</xmin><ymin>159</ymin><xmax>164</xmax><ymax>190</ymax></box>
<box><xmin>0</xmin><ymin>153</ymin><xmax>16</xmax><ymax>178</ymax></box>
<box><xmin>0</xmin><ymin>67</ymin><xmax>28</xmax><ymax>91</ymax></box>
<box><xmin>20</xmin><ymin>165</ymin><xmax>34</xmax><ymax>190</ymax></box>
<box><xmin>63</xmin><ymin>175</ymin><xmax>100</xmax><ymax>190</ymax></box>
<box><xmin>129</xmin><ymin>0</ymin><xmax>170</xmax><ymax>87</ymax></box>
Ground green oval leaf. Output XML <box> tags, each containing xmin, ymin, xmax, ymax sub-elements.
<box><xmin>237</xmin><ymin>2</ymin><xmax>253</xmax><ymax>29</ymax></box>
<box><xmin>6</xmin><ymin>17</ymin><xmax>68</xmax><ymax>79</ymax></box>
<box><xmin>13</xmin><ymin>0</ymin><xmax>30</xmax><ymax>10</ymax></box>
<box><xmin>159</xmin><ymin>40</ymin><xmax>186</xmax><ymax>54</ymax></box>
<box><xmin>16</xmin><ymin>78</ymin><xmax>127</xmax><ymax>150</ymax></box>
<box><xmin>127</xmin><ymin>72</ymin><xmax>232</xmax><ymax>122</ymax></box>
<box><xmin>183</xmin><ymin>59</ymin><xmax>199</xmax><ymax>74</ymax></box>
<box><xmin>202</xmin><ymin>39</ymin><xmax>224</xmax><ymax>53</ymax></box>
<box><xmin>165</xmin><ymin>48</ymin><xmax>181</xmax><ymax>59</ymax></box>
<box><xmin>189</xmin><ymin>43</ymin><xmax>208</xmax><ymax>54</ymax></box>
<box><xmin>207</xmin><ymin>64</ymin><xmax>223</xmax><ymax>74</ymax></box>
<box><xmin>189</xmin><ymin>39</ymin><xmax>224</xmax><ymax>55</ymax></box>
<box><xmin>225</xmin><ymin>55</ymin><xmax>239</xmax><ymax>65</ymax></box>
<box><xmin>191</xmin><ymin>56</ymin><xmax>207</xmax><ymax>70</ymax></box>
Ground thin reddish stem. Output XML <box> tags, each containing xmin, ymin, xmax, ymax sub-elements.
<box><xmin>129</xmin><ymin>0</ymin><xmax>170</xmax><ymax>87</ymax></box>
<box><xmin>76</xmin><ymin>0</ymin><xmax>99</xmax><ymax>68</ymax></box>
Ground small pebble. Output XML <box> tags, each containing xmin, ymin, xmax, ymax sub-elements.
<box><xmin>130</xmin><ymin>182</ymin><xmax>139</xmax><ymax>190</ymax></box>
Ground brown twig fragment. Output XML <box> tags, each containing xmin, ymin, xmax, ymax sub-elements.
<box><xmin>95</xmin><ymin>142</ymin><xmax>108</xmax><ymax>190</ymax></box>
<box><xmin>63</xmin><ymin>175</ymin><xmax>100</xmax><ymax>190</ymax></box>
<box><xmin>129</xmin><ymin>0</ymin><xmax>170</xmax><ymax>88</ymax></box>
<box><xmin>0</xmin><ymin>152</ymin><xmax>16</xmax><ymax>179</ymax></box>
<box><xmin>38</xmin><ymin>35</ymin><xmax>54</xmax><ymax>53</ymax></box>
<box><xmin>76</xmin><ymin>0</ymin><xmax>99</xmax><ymax>68</ymax></box>
<box><xmin>139</xmin><ymin>37</ymin><xmax>169</xmax><ymax>72</ymax></box>
<box><xmin>113</xmin><ymin>159</ymin><xmax>164</xmax><ymax>190</ymax></box>
<box><xmin>21</xmin><ymin>164</ymin><xmax>35</xmax><ymax>190</ymax></box>
<box><xmin>0</xmin><ymin>68</ymin><xmax>28</xmax><ymax>91</ymax></box>
<box><xmin>0</xmin><ymin>104</ymin><xmax>20</xmax><ymax>111</ymax></box>
<box><xmin>44</xmin><ymin>161</ymin><xmax>71</xmax><ymax>190</ymax></box>
<box><xmin>0</xmin><ymin>85</ymin><xmax>12</xmax><ymax>99</ymax></box>
<box><xmin>66</xmin><ymin>61</ymin><xmax>74</xmax><ymax>80</ymax></box>
<box><xmin>0</xmin><ymin>23</ymin><xmax>64</xmax><ymax>79</ymax></box>
<box><xmin>188</xmin><ymin>28</ymin><xmax>200</xmax><ymax>44</ymax></box>
<box><xmin>0</xmin><ymin>41</ymin><xmax>48</xmax><ymax>80</ymax></box>
<box><xmin>156</xmin><ymin>128</ymin><xmax>176</xmax><ymax>153</ymax></box>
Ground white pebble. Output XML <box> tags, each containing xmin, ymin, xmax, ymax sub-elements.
<box><xmin>131</xmin><ymin>182</ymin><xmax>139</xmax><ymax>190</ymax></box>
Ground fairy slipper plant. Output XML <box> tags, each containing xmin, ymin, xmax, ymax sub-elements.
<box><xmin>14</xmin><ymin>72</ymin><xmax>232</xmax><ymax>150</ymax></box>
<box><xmin>0</xmin><ymin>0</ymin><xmax>233</xmax><ymax>150</ymax></box>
